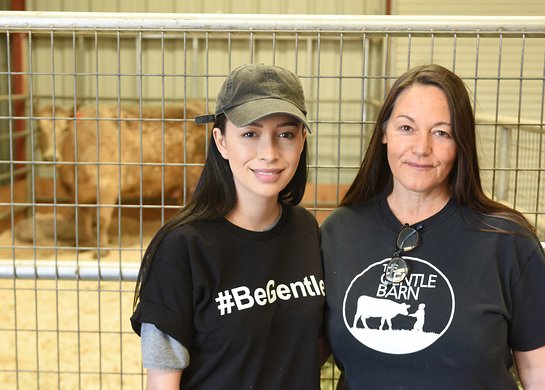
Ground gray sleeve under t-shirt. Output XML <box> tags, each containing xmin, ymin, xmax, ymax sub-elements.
<box><xmin>141</xmin><ymin>322</ymin><xmax>189</xmax><ymax>371</ymax></box>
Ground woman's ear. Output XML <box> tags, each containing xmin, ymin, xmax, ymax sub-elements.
<box><xmin>213</xmin><ymin>127</ymin><xmax>228</xmax><ymax>159</ymax></box>
<box><xmin>381</xmin><ymin>122</ymin><xmax>389</xmax><ymax>144</ymax></box>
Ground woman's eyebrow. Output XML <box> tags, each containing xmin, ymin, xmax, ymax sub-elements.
<box><xmin>394</xmin><ymin>114</ymin><xmax>416</xmax><ymax>123</ymax></box>
<box><xmin>395</xmin><ymin>114</ymin><xmax>451</xmax><ymax>127</ymax></box>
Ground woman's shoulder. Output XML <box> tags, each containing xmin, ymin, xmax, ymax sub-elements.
<box><xmin>150</xmin><ymin>220</ymin><xmax>220</xmax><ymax>269</ymax></box>
<box><xmin>289</xmin><ymin>204</ymin><xmax>317</xmax><ymax>220</ymax></box>
<box><xmin>156</xmin><ymin>220</ymin><xmax>216</xmax><ymax>251</ymax></box>
<box><xmin>460</xmin><ymin>205</ymin><xmax>535</xmax><ymax>235</ymax></box>
<box><xmin>282</xmin><ymin>204</ymin><xmax>319</xmax><ymax>233</ymax></box>
<box><xmin>460</xmin><ymin>205</ymin><xmax>543</xmax><ymax>252</ymax></box>
<box><xmin>321</xmin><ymin>200</ymin><xmax>379</xmax><ymax>229</ymax></box>
<box><xmin>163</xmin><ymin>220</ymin><xmax>205</xmax><ymax>237</ymax></box>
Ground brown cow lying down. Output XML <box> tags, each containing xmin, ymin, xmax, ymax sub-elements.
<box><xmin>34</xmin><ymin>102</ymin><xmax>208</xmax><ymax>256</ymax></box>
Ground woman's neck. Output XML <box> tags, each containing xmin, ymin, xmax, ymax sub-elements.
<box><xmin>387</xmin><ymin>190</ymin><xmax>450</xmax><ymax>225</ymax></box>
<box><xmin>226</xmin><ymin>199</ymin><xmax>282</xmax><ymax>231</ymax></box>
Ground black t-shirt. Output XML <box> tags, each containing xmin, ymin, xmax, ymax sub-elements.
<box><xmin>131</xmin><ymin>205</ymin><xmax>324</xmax><ymax>389</ymax></box>
<box><xmin>321</xmin><ymin>197</ymin><xmax>545</xmax><ymax>390</ymax></box>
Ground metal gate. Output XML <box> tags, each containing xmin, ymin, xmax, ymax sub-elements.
<box><xmin>1</xmin><ymin>12</ymin><xmax>545</xmax><ymax>389</ymax></box>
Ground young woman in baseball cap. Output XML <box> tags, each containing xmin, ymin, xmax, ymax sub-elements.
<box><xmin>131</xmin><ymin>64</ymin><xmax>324</xmax><ymax>389</ymax></box>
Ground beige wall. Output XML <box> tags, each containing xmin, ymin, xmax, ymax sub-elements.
<box><xmin>25</xmin><ymin>0</ymin><xmax>384</xmax><ymax>14</ymax></box>
<box><xmin>393</xmin><ymin>0</ymin><xmax>545</xmax><ymax>16</ymax></box>
<box><xmin>25</xmin><ymin>0</ymin><xmax>545</xmax><ymax>15</ymax></box>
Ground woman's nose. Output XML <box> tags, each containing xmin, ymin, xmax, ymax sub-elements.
<box><xmin>258</xmin><ymin>136</ymin><xmax>279</xmax><ymax>161</ymax></box>
<box><xmin>412</xmin><ymin>133</ymin><xmax>432</xmax><ymax>156</ymax></box>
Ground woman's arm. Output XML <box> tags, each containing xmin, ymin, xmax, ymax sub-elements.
<box><xmin>140</xmin><ymin>322</ymin><xmax>189</xmax><ymax>389</ymax></box>
<box><xmin>146</xmin><ymin>369</ymin><xmax>182</xmax><ymax>390</ymax></box>
<box><xmin>514</xmin><ymin>345</ymin><xmax>545</xmax><ymax>389</ymax></box>
<box><xmin>319</xmin><ymin>335</ymin><xmax>331</xmax><ymax>365</ymax></box>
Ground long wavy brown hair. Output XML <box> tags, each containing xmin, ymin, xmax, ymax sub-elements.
<box><xmin>341</xmin><ymin>63</ymin><xmax>535</xmax><ymax>234</ymax></box>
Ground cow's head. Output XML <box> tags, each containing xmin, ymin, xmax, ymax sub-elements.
<box><xmin>35</xmin><ymin>105</ymin><xmax>73</xmax><ymax>162</ymax></box>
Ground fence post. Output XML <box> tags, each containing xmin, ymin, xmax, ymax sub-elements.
<box><xmin>496</xmin><ymin>125</ymin><xmax>511</xmax><ymax>202</ymax></box>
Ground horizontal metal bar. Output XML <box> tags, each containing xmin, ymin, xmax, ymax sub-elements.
<box><xmin>0</xmin><ymin>93</ymin><xmax>26</xmax><ymax>102</ymax></box>
<box><xmin>1</xmin><ymin>12</ymin><xmax>545</xmax><ymax>34</ymax></box>
<box><xmin>477</xmin><ymin>114</ymin><xmax>545</xmax><ymax>134</ymax></box>
<box><xmin>2</xmin><ymin>240</ymin><xmax>544</xmax><ymax>280</ymax></box>
<box><xmin>0</xmin><ymin>259</ymin><xmax>140</xmax><ymax>280</ymax></box>
<box><xmin>0</xmin><ymin>205</ymin><xmax>28</xmax><ymax>221</ymax></box>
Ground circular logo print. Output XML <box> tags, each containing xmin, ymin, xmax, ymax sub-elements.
<box><xmin>342</xmin><ymin>256</ymin><xmax>455</xmax><ymax>354</ymax></box>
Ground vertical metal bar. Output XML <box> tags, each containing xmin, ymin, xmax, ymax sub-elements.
<box><xmin>27</xmin><ymin>28</ymin><xmax>39</xmax><ymax>389</ymax></box>
<box><xmin>205</xmin><ymin>31</ymin><xmax>211</xmax><ymax>155</ymax></box>
<box><xmin>26</xmin><ymin>29</ymin><xmax>35</xmax><ymax>237</ymax></box>
<box><xmin>227</xmin><ymin>31</ymin><xmax>231</xmax><ymax>73</ymax></box>
<box><xmin>6</xmin><ymin>28</ymin><xmax>20</xmax><ymax>390</ymax></box>
<box><xmin>181</xmin><ymin>30</ymin><xmax>187</xmax><ymax>207</ymax></box>
<box><xmin>313</xmin><ymin>32</ymin><xmax>321</xmax><ymax>213</ymax></box>
<box><xmin>249</xmin><ymin>31</ymin><xmax>254</xmax><ymax>63</ymax></box>
<box><xmin>77</xmin><ymin>34</ymin><xmax>86</xmax><ymax>99</ymax></box>
<box><xmin>272</xmin><ymin>32</ymin><xmax>276</xmax><ymax>64</ymax></box>
<box><xmin>25</xmin><ymin>30</ymin><xmax>38</xmax><ymax>278</ymax></box>
<box><xmin>493</xmin><ymin>33</ymin><xmax>504</xmax><ymax>200</ymax></box>
<box><xmin>473</xmin><ymin>34</ymin><xmax>481</xmax><ymax>117</ymax></box>
<box><xmin>48</xmin><ymin>30</ymin><xmax>58</xmax><ymax>276</ymax></box>
<box><xmin>535</xmin><ymin>46</ymin><xmax>545</xmax><ymax>233</ymax></box>
<box><xmin>430</xmin><ymin>33</ymin><xmax>435</xmax><ymax>63</ymax></box>
<box><xmin>28</xmin><ymin>31</ymin><xmax>37</xmax><ymax>280</ymax></box>
<box><xmin>452</xmin><ymin>32</ymin><xmax>457</xmax><ymax>72</ymax></box>
<box><xmin>406</xmin><ymin>32</ymin><xmax>412</xmax><ymax>70</ymax></box>
<box><xmin>94</xmin><ymin>29</ymin><xmax>101</xmax><ymax>252</ymax></box>
<box><xmin>160</xmin><ymin>31</ymin><xmax>166</xmax><ymax>224</ymax></box>
<box><xmin>184</xmin><ymin>33</ymin><xmax>190</xmax><ymax>205</ymax></box>
<box><xmin>137</xmin><ymin>30</ymin><xmax>144</xmax><ymax>277</ymax></box>
<box><xmin>383</xmin><ymin>33</ymin><xmax>390</xmax><ymax>100</ymax></box>
<box><xmin>191</xmin><ymin>36</ymin><xmax>198</xmax><ymax>98</ymax></box>
<box><xmin>497</xmin><ymin>126</ymin><xmax>511</xmax><ymax>201</ymax></box>
<box><xmin>115</xmin><ymin>30</ymin><xmax>124</xmax><ymax>389</ymax></box>
<box><xmin>74</xmin><ymin>34</ymin><xmax>83</xmax><ymax>390</ymax></box>
<box><xmin>115</xmin><ymin>30</ymin><xmax>122</xmax><ymax>258</ymax></box>
<box><xmin>71</xmin><ymin>32</ymin><xmax>82</xmax><ymax>389</ymax></box>
<box><xmin>335</xmin><ymin>33</ymin><xmax>344</xmax><ymax>208</ymax></box>
<box><xmin>92</xmin><ymin>29</ymin><xmax>104</xmax><ymax>389</ymax></box>
<box><xmin>306</xmin><ymin>37</ymin><xmax>313</xmax><ymax>103</ymax></box>
<box><xmin>135</xmin><ymin>36</ymin><xmax>142</xmax><ymax>105</ymax></box>
<box><xmin>294</xmin><ymin>32</ymin><xmax>299</xmax><ymax>86</ymax></box>
<box><xmin>360</xmin><ymin>34</ymin><xmax>368</xmax><ymax>161</ymax></box>
<box><xmin>512</xmin><ymin>33</ymin><xmax>527</xmax><ymax>209</ymax></box>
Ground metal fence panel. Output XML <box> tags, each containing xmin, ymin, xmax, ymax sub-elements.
<box><xmin>1</xmin><ymin>12</ymin><xmax>545</xmax><ymax>389</ymax></box>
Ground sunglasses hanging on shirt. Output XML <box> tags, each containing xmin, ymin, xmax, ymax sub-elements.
<box><xmin>383</xmin><ymin>223</ymin><xmax>423</xmax><ymax>284</ymax></box>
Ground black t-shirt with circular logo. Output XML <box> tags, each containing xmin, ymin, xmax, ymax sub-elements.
<box><xmin>321</xmin><ymin>196</ymin><xmax>545</xmax><ymax>389</ymax></box>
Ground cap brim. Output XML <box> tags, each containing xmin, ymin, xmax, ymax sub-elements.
<box><xmin>225</xmin><ymin>98</ymin><xmax>312</xmax><ymax>133</ymax></box>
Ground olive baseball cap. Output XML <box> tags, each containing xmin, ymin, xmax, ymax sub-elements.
<box><xmin>194</xmin><ymin>63</ymin><xmax>311</xmax><ymax>132</ymax></box>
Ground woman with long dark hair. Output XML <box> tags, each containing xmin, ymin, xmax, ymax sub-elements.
<box><xmin>321</xmin><ymin>64</ymin><xmax>545</xmax><ymax>389</ymax></box>
<box><xmin>131</xmin><ymin>63</ymin><xmax>324</xmax><ymax>389</ymax></box>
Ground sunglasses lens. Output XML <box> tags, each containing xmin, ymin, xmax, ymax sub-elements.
<box><xmin>385</xmin><ymin>256</ymin><xmax>408</xmax><ymax>283</ymax></box>
<box><xmin>397</xmin><ymin>226</ymin><xmax>419</xmax><ymax>252</ymax></box>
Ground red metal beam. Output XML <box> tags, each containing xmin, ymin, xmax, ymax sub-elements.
<box><xmin>10</xmin><ymin>0</ymin><xmax>26</xmax><ymax>177</ymax></box>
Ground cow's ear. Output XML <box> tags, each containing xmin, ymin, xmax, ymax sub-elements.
<box><xmin>32</xmin><ymin>97</ymin><xmax>41</xmax><ymax>115</ymax></box>
<box><xmin>74</xmin><ymin>99</ymin><xmax>83</xmax><ymax>112</ymax></box>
